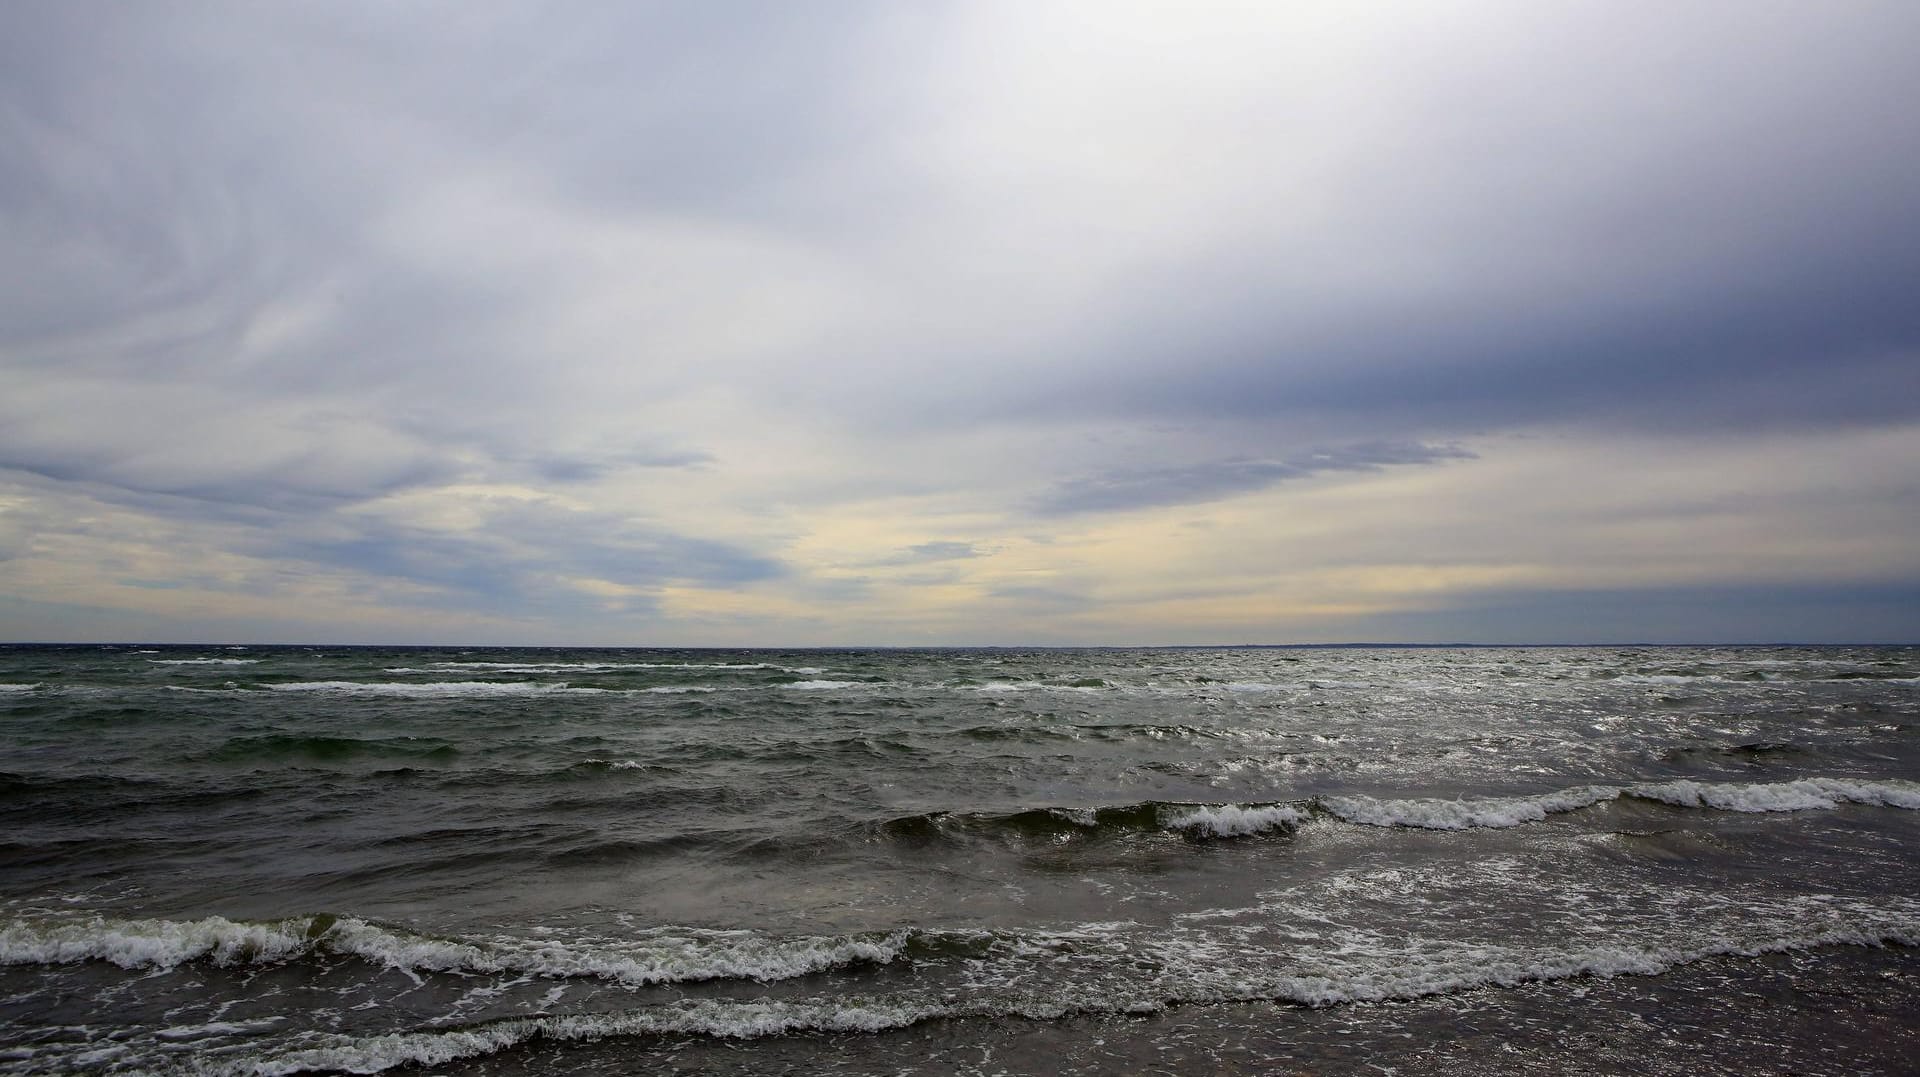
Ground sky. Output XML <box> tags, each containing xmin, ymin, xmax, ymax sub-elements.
<box><xmin>2</xmin><ymin>1</ymin><xmax>1918</xmax><ymax>645</ymax></box>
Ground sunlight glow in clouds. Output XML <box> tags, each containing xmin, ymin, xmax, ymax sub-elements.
<box><xmin>2</xmin><ymin>1</ymin><xmax>1918</xmax><ymax>643</ymax></box>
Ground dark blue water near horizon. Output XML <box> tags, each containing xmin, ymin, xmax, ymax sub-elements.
<box><xmin>3</xmin><ymin>643</ymin><xmax>1919</xmax><ymax>1074</ymax></box>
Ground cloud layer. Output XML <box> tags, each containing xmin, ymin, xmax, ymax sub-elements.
<box><xmin>3</xmin><ymin>1</ymin><xmax>1918</xmax><ymax>643</ymax></box>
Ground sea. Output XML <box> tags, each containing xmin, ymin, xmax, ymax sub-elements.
<box><xmin>2</xmin><ymin>643</ymin><xmax>1918</xmax><ymax>1075</ymax></box>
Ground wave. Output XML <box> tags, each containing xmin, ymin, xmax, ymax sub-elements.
<box><xmin>169</xmin><ymin>680</ymin><xmax>736</xmax><ymax>698</ymax></box>
<box><xmin>267</xmin><ymin>681</ymin><xmax>608</xmax><ymax>697</ymax></box>
<box><xmin>951</xmin><ymin>723</ymin><xmax>1085</xmax><ymax>743</ymax></box>
<box><xmin>233</xmin><ymin>999</ymin><xmax>949</xmax><ymax>1075</ymax></box>
<box><xmin>874</xmin><ymin>777</ymin><xmax>1920</xmax><ymax>845</ymax></box>
<box><xmin>0</xmin><ymin>682</ymin><xmax>39</xmax><ymax>692</ymax></box>
<box><xmin>1332</xmin><ymin>777</ymin><xmax>1920</xmax><ymax>830</ymax></box>
<box><xmin>1631</xmin><ymin>777</ymin><xmax>1920</xmax><ymax>812</ymax></box>
<box><xmin>148</xmin><ymin>658</ymin><xmax>260</xmax><ymax>665</ymax></box>
<box><xmin>1323</xmin><ymin>786</ymin><xmax>1622</xmax><ymax>830</ymax></box>
<box><xmin>219</xmin><ymin>918</ymin><xmax>1920</xmax><ymax>1074</ymax></box>
<box><xmin>205</xmin><ymin>735</ymin><xmax>460</xmax><ymax>763</ymax></box>
<box><xmin>1164</xmin><ymin>803</ymin><xmax>1307</xmax><ymax>837</ymax></box>
<box><xmin>968</xmin><ymin>680</ymin><xmax>1118</xmax><ymax>694</ymax></box>
<box><xmin>1</xmin><ymin>771</ymin><xmax>163</xmax><ymax>798</ymax></box>
<box><xmin>0</xmin><ymin>912</ymin><xmax>917</xmax><ymax>987</ymax></box>
<box><xmin>272</xmin><ymin>678</ymin><xmax>862</xmax><ymax>695</ymax></box>
<box><xmin>1606</xmin><ymin>669</ymin><xmax>1918</xmax><ymax>685</ymax></box>
<box><xmin>408</xmin><ymin>661</ymin><xmax>823</xmax><ymax>674</ymax></box>
<box><xmin>878</xmin><ymin>800</ymin><xmax>1305</xmax><ymax>843</ymax></box>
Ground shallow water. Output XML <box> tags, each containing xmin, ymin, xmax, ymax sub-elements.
<box><xmin>2</xmin><ymin>644</ymin><xmax>1917</xmax><ymax>1073</ymax></box>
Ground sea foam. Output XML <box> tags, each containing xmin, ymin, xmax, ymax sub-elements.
<box><xmin>0</xmin><ymin>913</ymin><xmax>913</xmax><ymax>987</ymax></box>
<box><xmin>267</xmin><ymin>681</ymin><xmax>606</xmax><ymax>697</ymax></box>
<box><xmin>416</xmin><ymin>661</ymin><xmax>812</xmax><ymax>673</ymax></box>
<box><xmin>1323</xmin><ymin>786</ymin><xmax>1620</xmax><ymax>830</ymax></box>
<box><xmin>1632</xmin><ymin>777</ymin><xmax>1920</xmax><ymax>812</ymax></box>
<box><xmin>216</xmin><ymin>909</ymin><xmax>1920</xmax><ymax>1074</ymax></box>
<box><xmin>1320</xmin><ymin>777</ymin><xmax>1920</xmax><ymax>831</ymax></box>
<box><xmin>1165</xmin><ymin>803</ymin><xmax>1306</xmax><ymax>838</ymax></box>
<box><xmin>880</xmin><ymin>776</ymin><xmax>1920</xmax><ymax>846</ymax></box>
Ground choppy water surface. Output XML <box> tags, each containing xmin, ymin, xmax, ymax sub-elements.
<box><xmin>3</xmin><ymin>644</ymin><xmax>1918</xmax><ymax>1074</ymax></box>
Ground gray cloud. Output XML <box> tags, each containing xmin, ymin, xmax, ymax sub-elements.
<box><xmin>1035</xmin><ymin>442</ymin><xmax>1475</xmax><ymax>516</ymax></box>
<box><xmin>11</xmin><ymin>1</ymin><xmax>1917</xmax><ymax>460</ymax></box>
<box><xmin>517</xmin><ymin>448</ymin><xmax>714</xmax><ymax>484</ymax></box>
<box><xmin>3</xmin><ymin>2</ymin><xmax>1918</xmax><ymax>642</ymax></box>
<box><xmin>879</xmin><ymin>541</ymin><xmax>987</xmax><ymax>565</ymax></box>
<box><xmin>255</xmin><ymin>501</ymin><xmax>783</xmax><ymax>615</ymax></box>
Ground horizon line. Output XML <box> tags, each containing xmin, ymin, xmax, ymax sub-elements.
<box><xmin>3</xmin><ymin>640</ymin><xmax>1915</xmax><ymax>650</ymax></box>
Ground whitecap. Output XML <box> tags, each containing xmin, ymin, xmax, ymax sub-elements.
<box><xmin>1631</xmin><ymin>777</ymin><xmax>1920</xmax><ymax>812</ymax></box>
<box><xmin>1323</xmin><ymin>786</ymin><xmax>1620</xmax><ymax>830</ymax></box>
<box><xmin>0</xmin><ymin>913</ymin><xmax>913</xmax><ymax>988</ymax></box>
<box><xmin>421</xmin><ymin>661</ymin><xmax>804</xmax><ymax>673</ymax></box>
<box><xmin>1166</xmin><ymin>803</ymin><xmax>1305</xmax><ymax>838</ymax></box>
<box><xmin>0</xmin><ymin>914</ymin><xmax>310</xmax><ymax>969</ymax></box>
<box><xmin>233</xmin><ymin>999</ymin><xmax>944</xmax><ymax>1075</ymax></box>
<box><xmin>266</xmin><ymin>681</ymin><xmax>605</xmax><ymax>697</ymax></box>
<box><xmin>1317</xmin><ymin>777</ymin><xmax>1920</xmax><ymax>831</ymax></box>
<box><xmin>215</xmin><ymin>904</ymin><xmax>1920</xmax><ymax>1074</ymax></box>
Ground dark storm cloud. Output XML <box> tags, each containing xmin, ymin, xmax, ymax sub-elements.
<box><xmin>1035</xmin><ymin>442</ymin><xmax>1475</xmax><ymax>516</ymax></box>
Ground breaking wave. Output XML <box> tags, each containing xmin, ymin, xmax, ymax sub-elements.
<box><xmin>876</xmin><ymin>800</ymin><xmax>1306</xmax><ymax>844</ymax></box>
<box><xmin>408</xmin><ymin>661</ymin><xmax>823</xmax><ymax>674</ymax></box>
<box><xmin>1631</xmin><ymin>777</ymin><xmax>1920</xmax><ymax>812</ymax></box>
<box><xmin>1323</xmin><ymin>786</ymin><xmax>1622</xmax><ymax>830</ymax></box>
<box><xmin>267</xmin><ymin>681</ymin><xmax>608</xmax><ymax>697</ymax></box>
<box><xmin>214</xmin><ymin>914</ymin><xmax>1920</xmax><ymax>1074</ymax></box>
<box><xmin>0</xmin><ymin>913</ymin><xmax>917</xmax><ymax>987</ymax></box>
<box><xmin>874</xmin><ymin>777</ymin><xmax>1920</xmax><ymax>844</ymax></box>
<box><xmin>1328</xmin><ymin>777</ymin><xmax>1920</xmax><ymax>830</ymax></box>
